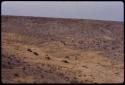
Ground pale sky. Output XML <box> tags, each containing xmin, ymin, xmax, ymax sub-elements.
<box><xmin>1</xmin><ymin>1</ymin><xmax>124</xmax><ymax>21</ymax></box>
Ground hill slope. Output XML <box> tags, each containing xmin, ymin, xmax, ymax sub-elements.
<box><xmin>1</xmin><ymin>15</ymin><xmax>124</xmax><ymax>83</ymax></box>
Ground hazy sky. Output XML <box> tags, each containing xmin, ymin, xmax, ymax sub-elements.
<box><xmin>2</xmin><ymin>1</ymin><xmax>124</xmax><ymax>21</ymax></box>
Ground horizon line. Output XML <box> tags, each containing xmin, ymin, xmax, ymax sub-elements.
<box><xmin>2</xmin><ymin>14</ymin><xmax>124</xmax><ymax>23</ymax></box>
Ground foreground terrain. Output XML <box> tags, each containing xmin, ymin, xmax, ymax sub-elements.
<box><xmin>1</xmin><ymin>15</ymin><xmax>124</xmax><ymax>83</ymax></box>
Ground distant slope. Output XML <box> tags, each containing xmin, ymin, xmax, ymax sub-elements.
<box><xmin>2</xmin><ymin>15</ymin><xmax>124</xmax><ymax>62</ymax></box>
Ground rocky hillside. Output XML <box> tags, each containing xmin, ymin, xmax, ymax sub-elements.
<box><xmin>1</xmin><ymin>15</ymin><xmax>124</xmax><ymax>83</ymax></box>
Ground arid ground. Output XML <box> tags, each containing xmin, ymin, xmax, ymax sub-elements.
<box><xmin>1</xmin><ymin>15</ymin><xmax>124</xmax><ymax>83</ymax></box>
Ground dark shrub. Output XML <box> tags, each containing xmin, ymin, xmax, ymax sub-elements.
<box><xmin>14</xmin><ymin>73</ymin><xmax>19</xmax><ymax>77</ymax></box>
<box><xmin>62</xmin><ymin>60</ymin><xmax>69</xmax><ymax>63</ymax></box>
<box><xmin>27</xmin><ymin>48</ymin><xmax>32</xmax><ymax>52</ymax></box>
<box><xmin>45</xmin><ymin>57</ymin><xmax>51</xmax><ymax>60</ymax></box>
<box><xmin>33</xmin><ymin>52</ymin><xmax>39</xmax><ymax>56</ymax></box>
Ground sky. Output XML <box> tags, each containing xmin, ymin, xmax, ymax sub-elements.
<box><xmin>1</xmin><ymin>1</ymin><xmax>124</xmax><ymax>21</ymax></box>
